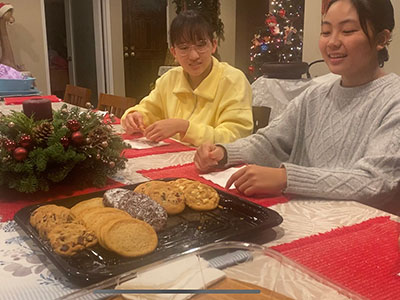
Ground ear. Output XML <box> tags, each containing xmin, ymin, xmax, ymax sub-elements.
<box><xmin>211</xmin><ymin>39</ymin><xmax>217</xmax><ymax>54</ymax></box>
<box><xmin>376</xmin><ymin>29</ymin><xmax>391</xmax><ymax>51</ymax></box>
<box><xmin>170</xmin><ymin>46</ymin><xmax>177</xmax><ymax>58</ymax></box>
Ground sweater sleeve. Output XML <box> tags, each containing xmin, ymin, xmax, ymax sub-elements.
<box><xmin>181</xmin><ymin>74</ymin><xmax>253</xmax><ymax>146</ymax></box>
<box><xmin>223</xmin><ymin>93</ymin><xmax>303</xmax><ymax>167</ymax></box>
<box><xmin>121</xmin><ymin>77</ymin><xmax>165</xmax><ymax>127</ymax></box>
<box><xmin>282</xmin><ymin>103</ymin><xmax>400</xmax><ymax>201</ymax></box>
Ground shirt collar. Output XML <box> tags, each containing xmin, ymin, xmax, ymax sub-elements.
<box><xmin>173</xmin><ymin>56</ymin><xmax>222</xmax><ymax>101</ymax></box>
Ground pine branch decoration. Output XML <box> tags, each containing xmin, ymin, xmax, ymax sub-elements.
<box><xmin>0</xmin><ymin>104</ymin><xmax>129</xmax><ymax>193</ymax></box>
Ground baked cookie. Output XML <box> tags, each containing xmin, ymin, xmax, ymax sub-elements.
<box><xmin>79</xmin><ymin>207</ymin><xmax>128</xmax><ymax>228</ymax></box>
<box><xmin>48</xmin><ymin>223</ymin><xmax>97</xmax><ymax>256</ymax></box>
<box><xmin>173</xmin><ymin>178</ymin><xmax>196</xmax><ymax>193</ymax></box>
<box><xmin>103</xmin><ymin>188</ymin><xmax>168</xmax><ymax>232</ymax></box>
<box><xmin>146</xmin><ymin>183</ymin><xmax>185</xmax><ymax>215</ymax></box>
<box><xmin>101</xmin><ymin>218</ymin><xmax>158</xmax><ymax>257</ymax></box>
<box><xmin>183</xmin><ymin>181</ymin><xmax>220</xmax><ymax>211</ymax></box>
<box><xmin>70</xmin><ymin>197</ymin><xmax>104</xmax><ymax>218</ymax></box>
<box><xmin>30</xmin><ymin>204</ymin><xmax>59</xmax><ymax>228</ymax></box>
<box><xmin>32</xmin><ymin>205</ymin><xmax>77</xmax><ymax>239</ymax></box>
<box><xmin>133</xmin><ymin>180</ymin><xmax>165</xmax><ymax>195</ymax></box>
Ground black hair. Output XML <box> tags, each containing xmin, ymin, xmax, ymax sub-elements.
<box><xmin>326</xmin><ymin>0</ymin><xmax>395</xmax><ymax>67</ymax></box>
<box><xmin>169</xmin><ymin>10</ymin><xmax>214</xmax><ymax>46</ymax></box>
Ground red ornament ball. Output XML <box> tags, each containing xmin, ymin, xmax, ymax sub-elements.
<box><xmin>248</xmin><ymin>65</ymin><xmax>255</xmax><ymax>73</ymax></box>
<box><xmin>4</xmin><ymin>139</ymin><xmax>16</xmax><ymax>152</ymax></box>
<box><xmin>60</xmin><ymin>136</ymin><xmax>69</xmax><ymax>148</ymax></box>
<box><xmin>67</xmin><ymin>119</ymin><xmax>81</xmax><ymax>132</ymax></box>
<box><xmin>71</xmin><ymin>131</ymin><xmax>84</xmax><ymax>145</ymax></box>
<box><xmin>279</xmin><ymin>9</ymin><xmax>286</xmax><ymax>17</ymax></box>
<box><xmin>13</xmin><ymin>147</ymin><xmax>28</xmax><ymax>161</ymax></box>
<box><xmin>20</xmin><ymin>134</ymin><xmax>33</xmax><ymax>148</ymax></box>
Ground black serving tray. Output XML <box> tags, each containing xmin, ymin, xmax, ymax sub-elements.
<box><xmin>14</xmin><ymin>178</ymin><xmax>283</xmax><ymax>287</ymax></box>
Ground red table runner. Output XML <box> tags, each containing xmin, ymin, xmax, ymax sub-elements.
<box><xmin>4</xmin><ymin>95</ymin><xmax>62</xmax><ymax>105</ymax></box>
<box><xmin>138</xmin><ymin>162</ymin><xmax>288</xmax><ymax>207</ymax></box>
<box><xmin>0</xmin><ymin>178</ymin><xmax>125</xmax><ymax>222</ymax></box>
<box><xmin>121</xmin><ymin>134</ymin><xmax>195</xmax><ymax>159</ymax></box>
<box><xmin>272</xmin><ymin>216</ymin><xmax>400</xmax><ymax>300</ymax></box>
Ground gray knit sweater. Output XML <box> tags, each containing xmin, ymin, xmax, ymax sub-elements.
<box><xmin>224</xmin><ymin>73</ymin><xmax>400</xmax><ymax>203</ymax></box>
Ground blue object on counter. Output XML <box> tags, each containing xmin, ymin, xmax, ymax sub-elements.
<box><xmin>0</xmin><ymin>77</ymin><xmax>35</xmax><ymax>91</ymax></box>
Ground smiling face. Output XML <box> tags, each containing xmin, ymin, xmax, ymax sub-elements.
<box><xmin>170</xmin><ymin>38</ymin><xmax>217</xmax><ymax>89</ymax></box>
<box><xmin>319</xmin><ymin>0</ymin><xmax>386</xmax><ymax>86</ymax></box>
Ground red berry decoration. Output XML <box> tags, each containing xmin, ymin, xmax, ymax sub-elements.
<box><xmin>67</xmin><ymin>119</ymin><xmax>81</xmax><ymax>132</ymax></box>
<box><xmin>60</xmin><ymin>136</ymin><xmax>69</xmax><ymax>148</ymax></box>
<box><xmin>13</xmin><ymin>147</ymin><xmax>28</xmax><ymax>161</ymax></box>
<box><xmin>4</xmin><ymin>139</ymin><xmax>16</xmax><ymax>152</ymax></box>
<box><xmin>20</xmin><ymin>134</ymin><xmax>33</xmax><ymax>148</ymax></box>
<box><xmin>71</xmin><ymin>131</ymin><xmax>84</xmax><ymax>145</ymax></box>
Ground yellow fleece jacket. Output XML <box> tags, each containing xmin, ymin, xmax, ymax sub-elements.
<box><xmin>121</xmin><ymin>57</ymin><xmax>253</xmax><ymax>146</ymax></box>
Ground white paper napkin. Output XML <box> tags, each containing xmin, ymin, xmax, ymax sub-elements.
<box><xmin>116</xmin><ymin>255</ymin><xmax>225</xmax><ymax>300</ymax></box>
<box><xmin>199</xmin><ymin>166</ymin><xmax>245</xmax><ymax>189</ymax></box>
<box><xmin>124</xmin><ymin>137</ymin><xmax>169</xmax><ymax>149</ymax></box>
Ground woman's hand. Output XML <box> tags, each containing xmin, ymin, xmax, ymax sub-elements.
<box><xmin>121</xmin><ymin>111</ymin><xmax>145</xmax><ymax>134</ymax></box>
<box><xmin>194</xmin><ymin>143</ymin><xmax>225</xmax><ymax>173</ymax></box>
<box><xmin>226</xmin><ymin>165</ymin><xmax>287</xmax><ymax>196</ymax></box>
<box><xmin>144</xmin><ymin>119</ymin><xmax>189</xmax><ymax>142</ymax></box>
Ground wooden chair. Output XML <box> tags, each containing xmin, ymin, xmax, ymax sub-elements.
<box><xmin>97</xmin><ymin>93</ymin><xmax>138</xmax><ymax>118</ymax></box>
<box><xmin>63</xmin><ymin>84</ymin><xmax>92</xmax><ymax>108</ymax></box>
<box><xmin>252</xmin><ymin>106</ymin><xmax>271</xmax><ymax>133</ymax></box>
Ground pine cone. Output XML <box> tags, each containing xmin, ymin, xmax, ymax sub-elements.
<box><xmin>86</xmin><ymin>127</ymin><xmax>110</xmax><ymax>149</ymax></box>
<box><xmin>32</xmin><ymin>122</ymin><xmax>54</xmax><ymax>145</ymax></box>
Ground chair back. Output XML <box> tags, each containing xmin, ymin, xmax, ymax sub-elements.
<box><xmin>252</xmin><ymin>106</ymin><xmax>271</xmax><ymax>133</ymax></box>
<box><xmin>63</xmin><ymin>84</ymin><xmax>92</xmax><ymax>108</ymax></box>
<box><xmin>97</xmin><ymin>93</ymin><xmax>138</xmax><ymax>118</ymax></box>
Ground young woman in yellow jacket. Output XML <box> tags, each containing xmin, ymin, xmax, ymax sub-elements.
<box><xmin>121</xmin><ymin>10</ymin><xmax>253</xmax><ymax>147</ymax></box>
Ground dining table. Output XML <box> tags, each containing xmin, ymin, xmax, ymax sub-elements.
<box><xmin>0</xmin><ymin>99</ymin><xmax>399</xmax><ymax>300</ymax></box>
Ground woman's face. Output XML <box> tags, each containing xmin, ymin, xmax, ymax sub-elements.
<box><xmin>170</xmin><ymin>38</ymin><xmax>217</xmax><ymax>86</ymax></box>
<box><xmin>319</xmin><ymin>0</ymin><xmax>383</xmax><ymax>86</ymax></box>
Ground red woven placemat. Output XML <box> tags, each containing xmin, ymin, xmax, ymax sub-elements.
<box><xmin>0</xmin><ymin>178</ymin><xmax>125</xmax><ymax>222</ymax></box>
<box><xmin>138</xmin><ymin>162</ymin><xmax>288</xmax><ymax>207</ymax></box>
<box><xmin>4</xmin><ymin>95</ymin><xmax>62</xmax><ymax>105</ymax></box>
<box><xmin>271</xmin><ymin>216</ymin><xmax>400</xmax><ymax>300</ymax></box>
<box><xmin>121</xmin><ymin>134</ymin><xmax>195</xmax><ymax>159</ymax></box>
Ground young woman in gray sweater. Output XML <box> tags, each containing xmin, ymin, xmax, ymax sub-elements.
<box><xmin>194</xmin><ymin>0</ymin><xmax>400</xmax><ymax>208</ymax></box>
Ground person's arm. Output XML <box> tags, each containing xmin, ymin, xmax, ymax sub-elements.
<box><xmin>282</xmin><ymin>106</ymin><xmax>400</xmax><ymax>201</ymax></box>
<box><xmin>121</xmin><ymin>77</ymin><xmax>166</xmax><ymax>130</ymax></box>
<box><xmin>181</xmin><ymin>73</ymin><xmax>253</xmax><ymax>146</ymax></box>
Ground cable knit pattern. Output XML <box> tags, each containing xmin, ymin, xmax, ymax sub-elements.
<box><xmin>224</xmin><ymin>73</ymin><xmax>400</xmax><ymax>203</ymax></box>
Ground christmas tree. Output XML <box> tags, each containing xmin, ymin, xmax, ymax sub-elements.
<box><xmin>249</xmin><ymin>0</ymin><xmax>305</xmax><ymax>80</ymax></box>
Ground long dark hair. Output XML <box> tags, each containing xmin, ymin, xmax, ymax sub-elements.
<box><xmin>169</xmin><ymin>10</ymin><xmax>214</xmax><ymax>46</ymax></box>
<box><xmin>326</xmin><ymin>0</ymin><xmax>395</xmax><ymax>67</ymax></box>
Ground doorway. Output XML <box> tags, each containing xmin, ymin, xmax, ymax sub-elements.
<box><xmin>122</xmin><ymin>0</ymin><xmax>168</xmax><ymax>100</ymax></box>
<box><xmin>44</xmin><ymin>0</ymin><xmax>98</xmax><ymax>105</ymax></box>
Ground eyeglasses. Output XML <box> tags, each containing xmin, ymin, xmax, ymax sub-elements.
<box><xmin>174</xmin><ymin>40</ymin><xmax>210</xmax><ymax>56</ymax></box>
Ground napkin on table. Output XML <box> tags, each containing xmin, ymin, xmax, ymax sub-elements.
<box><xmin>124</xmin><ymin>137</ymin><xmax>169</xmax><ymax>150</ymax></box>
<box><xmin>199</xmin><ymin>166</ymin><xmax>245</xmax><ymax>189</ymax></box>
<box><xmin>116</xmin><ymin>255</ymin><xmax>225</xmax><ymax>300</ymax></box>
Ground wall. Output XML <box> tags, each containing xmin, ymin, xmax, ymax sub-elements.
<box><xmin>109</xmin><ymin>0</ymin><xmax>125</xmax><ymax>96</ymax></box>
<box><xmin>303</xmin><ymin>0</ymin><xmax>400</xmax><ymax>76</ymax></box>
<box><xmin>7</xmin><ymin>0</ymin><xmax>50</xmax><ymax>94</ymax></box>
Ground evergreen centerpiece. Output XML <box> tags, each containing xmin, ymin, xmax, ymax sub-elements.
<box><xmin>0</xmin><ymin>104</ymin><xmax>129</xmax><ymax>193</ymax></box>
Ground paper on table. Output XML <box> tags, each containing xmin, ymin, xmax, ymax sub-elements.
<box><xmin>116</xmin><ymin>255</ymin><xmax>226</xmax><ymax>300</ymax></box>
<box><xmin>124</xmin><ymin>137</ymin><xmax>169</xmax><ymax>149</ymax></box>
<box><xmin>199</xmin><ymin>166</ymin><xmax>245</xmax><ymax>189</ymax></box>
